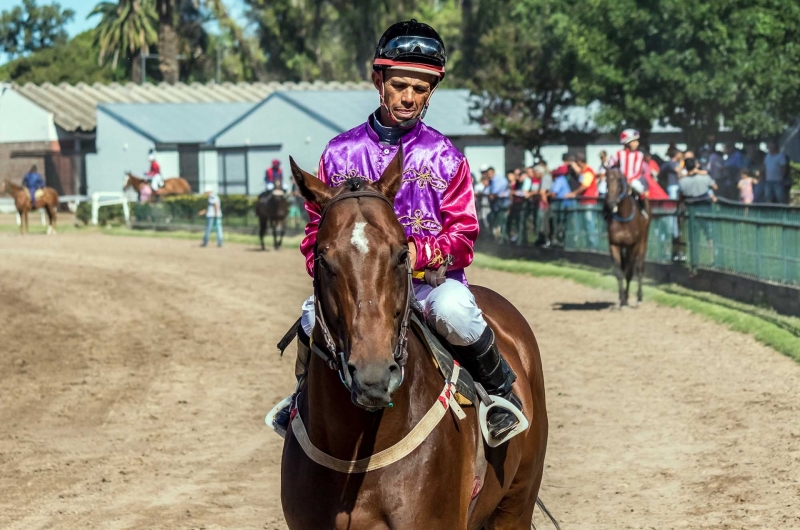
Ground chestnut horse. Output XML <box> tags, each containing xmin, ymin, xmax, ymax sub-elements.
<box><xmin>124</xmin><ymin>173</ymin><xmax>192</xmax><ymax>197</ymax></box>
<box><xmin>255</xmin><ymin>190</ymin><xmax>289</xmax><ymax>250</ymax></box>
<box><xmin>0</xmin><ymin>180</ymin><xmax>58</xmax><ymax>235</ymax></box>
<box><xmin>605</xmin><ymin>169</ymin><xmax>651</xmax><ymax>306</ymax></box>
<box><xmin>281</xmin><ymin>153</ymin><xmax>552</xmax><ymax>529</ymax></box>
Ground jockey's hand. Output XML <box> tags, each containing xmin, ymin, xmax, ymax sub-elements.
<box><xmin>408</xmin><ymin>240</ymin><xmax>417</xmax><ymax>269</ymax></box>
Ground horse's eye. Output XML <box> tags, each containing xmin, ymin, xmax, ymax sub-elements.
<box><xmin>317</xmin><ymin>256</ymin><xmax>329</xmax><ymax>270</ymax></box>
<box><xmin>398</xmin><ymin>249</ymin><xmax>409</xmax><ymax>266</ymax></box>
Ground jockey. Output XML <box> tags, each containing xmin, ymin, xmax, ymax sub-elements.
<box><xmin>22</xmin><ymin>165</ymin><xmax>44</xmax><ymax>207</ymax></box>
<box><xmin>605</xmin><ymin>129</ymin><xmax>649</xmax><ymax>209</ymax></box>
<box><xmin>264</xmin><ymin>159</ymin><xmax>284</xmax><ymax>194</ymax></box>
<box><xmin>271</xmin><ymin>19</ymin><xmax>526</xmax><ymax>445</ymax></box>
<box><xmin>146</xmin><ymin>149</ymin><xmax>164</xmax><ymax>190</ymax></box>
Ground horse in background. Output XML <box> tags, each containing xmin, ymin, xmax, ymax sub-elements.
<box><xmin>0</xmin><ymin>180</ymin><xmax>59</xmax><ymax>235</ymax></box>
<box><xmin>255</xmin><ymin>190</ymin><xmax>289</xmax><ymax>250</ymax></box>
<box><xmin>124</xmin><ymin>173</ymin><xmax>192</xmax><ymax>198</ymax></box>
<box><xmin>604</xmin><ymin>168</ymin><xmax>651</xmax><ymax>307</ymax></box>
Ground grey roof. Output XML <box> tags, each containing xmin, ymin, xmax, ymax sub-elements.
<box><xmin>271</xmin><ymin>89</ymin><xmax>487</xmax><ymax>137</ymax></box>
<box><xmin>13</xmin><ymin>80</ymin><xmax>374</xmax><ymax>133</ymax></box>
<box><xmin>99</xmin><ymin>102</ymin><xmax>256</xmax><ymax>144</ymax></box>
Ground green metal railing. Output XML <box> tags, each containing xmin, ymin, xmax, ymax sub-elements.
<box><xmin>481</xmin><ymin>196</ymin><xmax>800</xmax><ymax>287</ymax></box>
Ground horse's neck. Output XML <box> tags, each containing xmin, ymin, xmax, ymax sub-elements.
<box><xmin>617</xmin><ymin>194</ymin><xmax>635</xmax><ymax>217</ymax></box>
<box><xmin>302</xmin><ymin>337</ymin><xmax>439</xmax><ymax>458</ymax></box>
<box><xmin>128</xmin><ymin>176</ymin><xmax>143</xmax><ymax>191</ymax></box>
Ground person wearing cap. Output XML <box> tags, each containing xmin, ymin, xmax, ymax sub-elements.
<box><xmin>198</xmin><ymin>186</ymin><xmax>223</xmax><ymax>247</ymax></box>
<box><xmin>265</xmin><ymin>159</ymin><xmax>284</xmax><ymax>193</ymax></box>
<box><xmin>145</xmin><ymin>149</ymin><xmax>164</xmax><ymax>190</ymax></box>
<box><xmin>270</xmin><ymin>20</ymin><xmax>525</xmax><ymax>445</ymax></box>
<box><xmin>605</xmin><ymin>129</ymin><xmax>650</xmax><ymax>209</ymax></box>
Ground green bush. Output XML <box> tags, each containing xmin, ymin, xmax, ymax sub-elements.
<box><xmin>161</xmin><ymin>194</ymin><xmax>256</xmax><ymax>219</ymax></box>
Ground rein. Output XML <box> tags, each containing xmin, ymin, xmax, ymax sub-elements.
<box><xmin>609</xmin><ymin>177</ymin><xmax>636</xmax><ymax>223</ymax></box>
<box><xmin>310</xmin><ymin>179</ymin><xmax>414</xmax><ymax>394</ymax></box>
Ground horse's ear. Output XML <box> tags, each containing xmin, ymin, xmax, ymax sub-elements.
<box><xmin>290</xmin><ymin>156</ymin><xmax>335</xmax><ymax>208</ymax></box>
<box><xmin>374</xmin><ymin>147</ymin><xmax>404</xmax><ymax>202</ymax></box>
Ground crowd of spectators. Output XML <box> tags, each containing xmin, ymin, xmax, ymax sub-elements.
<box><xmin>473</xmin><ymin>140</ymin><xmax>795</xmax><ymax>246</ymax></box>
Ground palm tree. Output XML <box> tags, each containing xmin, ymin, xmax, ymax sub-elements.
<box><xmin>89</xmin><ymin>0</ymin><xmax>158</xmax><ymax>83</ymax></box>
<box><xmin>156</xmin><ymin>0</ymin><xmax>179</xmax><ymax>84</ymax></box>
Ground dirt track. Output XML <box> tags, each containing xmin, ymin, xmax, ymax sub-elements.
<box><xmin>1</xmin><ymin>230</ymin><xmax>799</xmax><ymax>530</ymax></box>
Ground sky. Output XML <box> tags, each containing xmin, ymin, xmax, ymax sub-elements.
<box><xmin>0</xmin><ymin>0</ymin><xmax>249</xmax><ymax>66</ymax></box>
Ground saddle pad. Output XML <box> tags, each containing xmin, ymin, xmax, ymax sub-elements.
<box><xmin>409</xmin><ymin>313</ymin><xmax>476</xmax><ymax>406</ymax></box>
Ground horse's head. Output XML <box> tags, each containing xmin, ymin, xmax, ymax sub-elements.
<box><xmin>0</xmin><ymin>180</ymin><xmax>7</xmax><ymax>195</ymax></box>
<box><xmin>123</xmin><ymin>173</ymin><xmax>133</xmax><ymax>190</ymax></box>
<box><xmin>291</xmin><ymin>152</ymin><xmax>409</xmax><ymax>409</ymax></box>
<box><xmin>605</xmin><ymin>168</ymin><xmax>628</xmax><ymax>213</ymax></box>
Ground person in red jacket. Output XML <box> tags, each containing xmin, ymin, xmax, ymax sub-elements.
<box><xmin>566</xmin><ymin>153</ymin><xmax>599</xmax><ymax>249</ymax></box>
<box><xmin>145</xmin><ymin>150</ymin><xmax>164</xmax><ymax>190</ymax></box>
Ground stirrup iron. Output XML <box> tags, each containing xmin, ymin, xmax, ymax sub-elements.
<box><xmin>477</xmin><ymin>388</ymin><xmax>529</xmax><ymax>448</ymax></box>
<box><xmin>265</xmin><ymin>395</ymin><xmax>293</xmax><ymax>439</ymax></box>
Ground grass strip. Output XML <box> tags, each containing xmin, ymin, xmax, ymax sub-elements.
<box><xmin>472</xmin><ymin>253</ymin><xmax>800</xmax><ymax>363</ymax></box>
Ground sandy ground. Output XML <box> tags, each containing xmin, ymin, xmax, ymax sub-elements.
<box><xmin>0</xmin><ymin>230</ymin><xmax>798</xmax><ymax>530</ymax></box>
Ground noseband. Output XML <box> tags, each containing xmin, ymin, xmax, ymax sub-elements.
<box><xmin>311</xmin><ymin>178</ymin><xmax>413</xmax><ymax>395</ymax></box>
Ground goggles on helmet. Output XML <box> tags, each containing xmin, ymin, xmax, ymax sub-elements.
<box><xmin>377</xmin><ymin>36</ymin><xmax>446</xmax><ymax>64</ymax></box>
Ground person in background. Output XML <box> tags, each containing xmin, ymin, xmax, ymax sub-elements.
<box><xmin>643</xmin><ymin>152</ymin><xmax>660</xmax><ymax>179</ymax></box>
<box><xmin>679</xmin><ymin>158</ymin><xmax>717</xmax><ymax>202</ymax></box>
<box><xmin>536</xmin><ymin>163</ymin><xmax>553</xmax><ymax>247</ymax></box>
<box><xmin>146</xmin><ymin>149</ymin><xmax>164</xmax><ymax>190</ymax></box>
<box><xmin>265</xmin><ymin>159</ymin><xmax>284</xmax><ymax>193</ymax></box>
<box><xmin>738</xmin><ymin>168</ymin><xmax>758</xmax><ymax>205</ymax></box>
<box><xmin>487</xmin><ymin>165</ymin><xmax>510</xmax><ymax>240</ymax></box>
<box><xmin>596</xmin><ymin>150</ymin><xmax>608</xmax><ymax>197</ymax></box>
<box><xmin>605</xmin><ymin>129</ymin><xmax>650</xmax><ymax>210</ymax></box>
<box><xmin>660</xmin><ymin>147</ymin><xmax>683</xmax><ymax>201</ymax></box>
<box><xmin>22</xmin><ymin>165</ymin><xmax>45</xmax><ymax>207</ymax></box>
<box><xmin>566</xmin><ymin>153</ymin><xmax>599</xmax><ymax>249</ymax></box>
<box><xmin>763</xmin><ymin>142</ymin><xmax>788</xmax><ymax>204</ymax></box>
<box><xmin>199</xmin><ymin>186</ymin><xmax>223</xmax><ymax>247</ymax></box>
<box><xmin>525</xmin><ymin>166</ymin><xmax>541</xmax><ymax>194</ymax></box>
<box><xmin>725</xmin><ymin>143</ymin><xmax>749</xmax><ymax>170</ymax></box>
<box><xmin>706</xmin><ymin>145</ymin><xmax>725</xmax><ymax>182</ymax></box>
<box><xmin>507</xmin><ymin>168</ymin><xmax>532</xmax><ymax>243</ymax></box>
<box><xmin>474</xmin><ymin>167</ymin><xmax>492</xmax><ymax>231</ymax></box>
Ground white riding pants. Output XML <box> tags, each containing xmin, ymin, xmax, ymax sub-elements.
<box><xmin>630</xmin><ymin>178</ymin><xmax>646</xmax><ymax>194</ymax></box>
<box><xmin>300</xmin><ymin>278</ymin><xmax>487</xmax><ymax>347</ymax></box>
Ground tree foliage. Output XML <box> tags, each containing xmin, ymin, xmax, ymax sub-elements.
<box><xmin>0</xmin><ymin>30</ymin><xmax>125</xmax><ymax>84</ymax></box>
<box><xmin>0</xmin><ymin>0</ymin><xmax>74</xmax><ymax>58</ymax></box>
<box><xmin>89</xmin><ymin>0</ymin><xmax>157</xmax><ymax>78</ymax></box>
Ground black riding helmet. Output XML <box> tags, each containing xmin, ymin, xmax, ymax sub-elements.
<box><xmin>373</xmin><ymin>19</ymin><xmax>447</xmax><ymax>79</ymax></box>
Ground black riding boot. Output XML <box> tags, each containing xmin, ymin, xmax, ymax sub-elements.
<box><xmin>453</xmin><ymin>327</ymin><xmax>524</xmax><ymax>443</ymax></box>
<box><xmin>273</xmin><ymin>327</ymin><xmax>310</xmax><ymax>432</ymax></box>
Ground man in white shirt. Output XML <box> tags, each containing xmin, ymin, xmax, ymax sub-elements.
<box><xmin>199</xmin><ymin>186</ymin><xmax>223</xmax><ymax>247</ymax></box>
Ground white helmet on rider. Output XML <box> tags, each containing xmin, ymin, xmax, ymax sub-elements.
<box><xmin>620</xmin><ymin>129</ymin><xmax>640</xmax><ymax>145</ymax></box>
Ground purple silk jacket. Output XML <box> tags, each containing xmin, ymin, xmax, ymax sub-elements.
<box><xmin>300</xmin><ymin>116</ymin><xmax>479</xmax><ymax>284</ymax></box>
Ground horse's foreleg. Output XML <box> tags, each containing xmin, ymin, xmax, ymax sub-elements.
<box><xmin>259</xmin><ymin>217</ymin><xmax>267</xmax><ymax>251</ymax></box>
<box><xmin>272</xmin><ymin>221</ymin><xmax>278</xmax><ymax>250</ymax></box>
<box><xmin>635</xmin><ymin>245</ymin><xmax>646</xmax><ymax>303</ymax></box>
<box><xmin>624</xmin><ymin>249</ymin><xmax>635</xmax><ymax>305</ymax></box>
<box><xmin>610</xmin><ymin>244</ymin><xmax>626</xmax><ymax>306</ymax></box>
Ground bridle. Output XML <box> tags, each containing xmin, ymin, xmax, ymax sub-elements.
<box><xmin>311</xmin><ymin>178</ymin><xmax>414</xmax><ymax>398</ymax></box>
<box><xmin>608</xmin><ymin>174</ymin><xmax>636</xmax><ymax>223</ymax></box>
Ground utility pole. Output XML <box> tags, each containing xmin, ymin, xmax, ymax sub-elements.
<box><xmin>216</xmin><ymin>47</ymin><xmax>222</xmax><ymax>83</ymax></box>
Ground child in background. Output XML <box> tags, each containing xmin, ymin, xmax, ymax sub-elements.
<box><xmin>737</xmin><ymin>168</ymin><xmax>758</xmax><ymax>204</ymax></box>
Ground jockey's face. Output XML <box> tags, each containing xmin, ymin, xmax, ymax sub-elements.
<box><xmin>373</xmin><ymin>69</ymin><xmax>437</xmax><ymax>125</ymax></box>
<box><xmin>627</xmin><ymin>139</ymin><xmax>640</xmax><ymax>151</ymax></box>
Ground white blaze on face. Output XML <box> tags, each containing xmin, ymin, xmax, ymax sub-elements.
<box><xmin>350</xmin><ymin>222</ymin><xmax>369</xmax><ymax>255</ymax></box>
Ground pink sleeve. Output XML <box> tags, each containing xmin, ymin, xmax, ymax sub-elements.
<box><xmin>299</xmin><ymin>158</ymin><xmax>327</xmax><ymax>278</ymax></box>
<box><xmin>408</xmin><ymin>158</ymin><xmax>479</xmax><ymax>271</ymax></box>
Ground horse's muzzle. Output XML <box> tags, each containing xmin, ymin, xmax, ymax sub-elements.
<box><xmin>347</xmin><ymin>359</ymin><xmax>403</xmax><ymax>409</ymax></box>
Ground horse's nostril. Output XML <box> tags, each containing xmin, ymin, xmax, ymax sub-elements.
<box><xmin>388</xmin><ymin>363</ymin><xmax>400</xmax><ymax>374</ymax></box>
